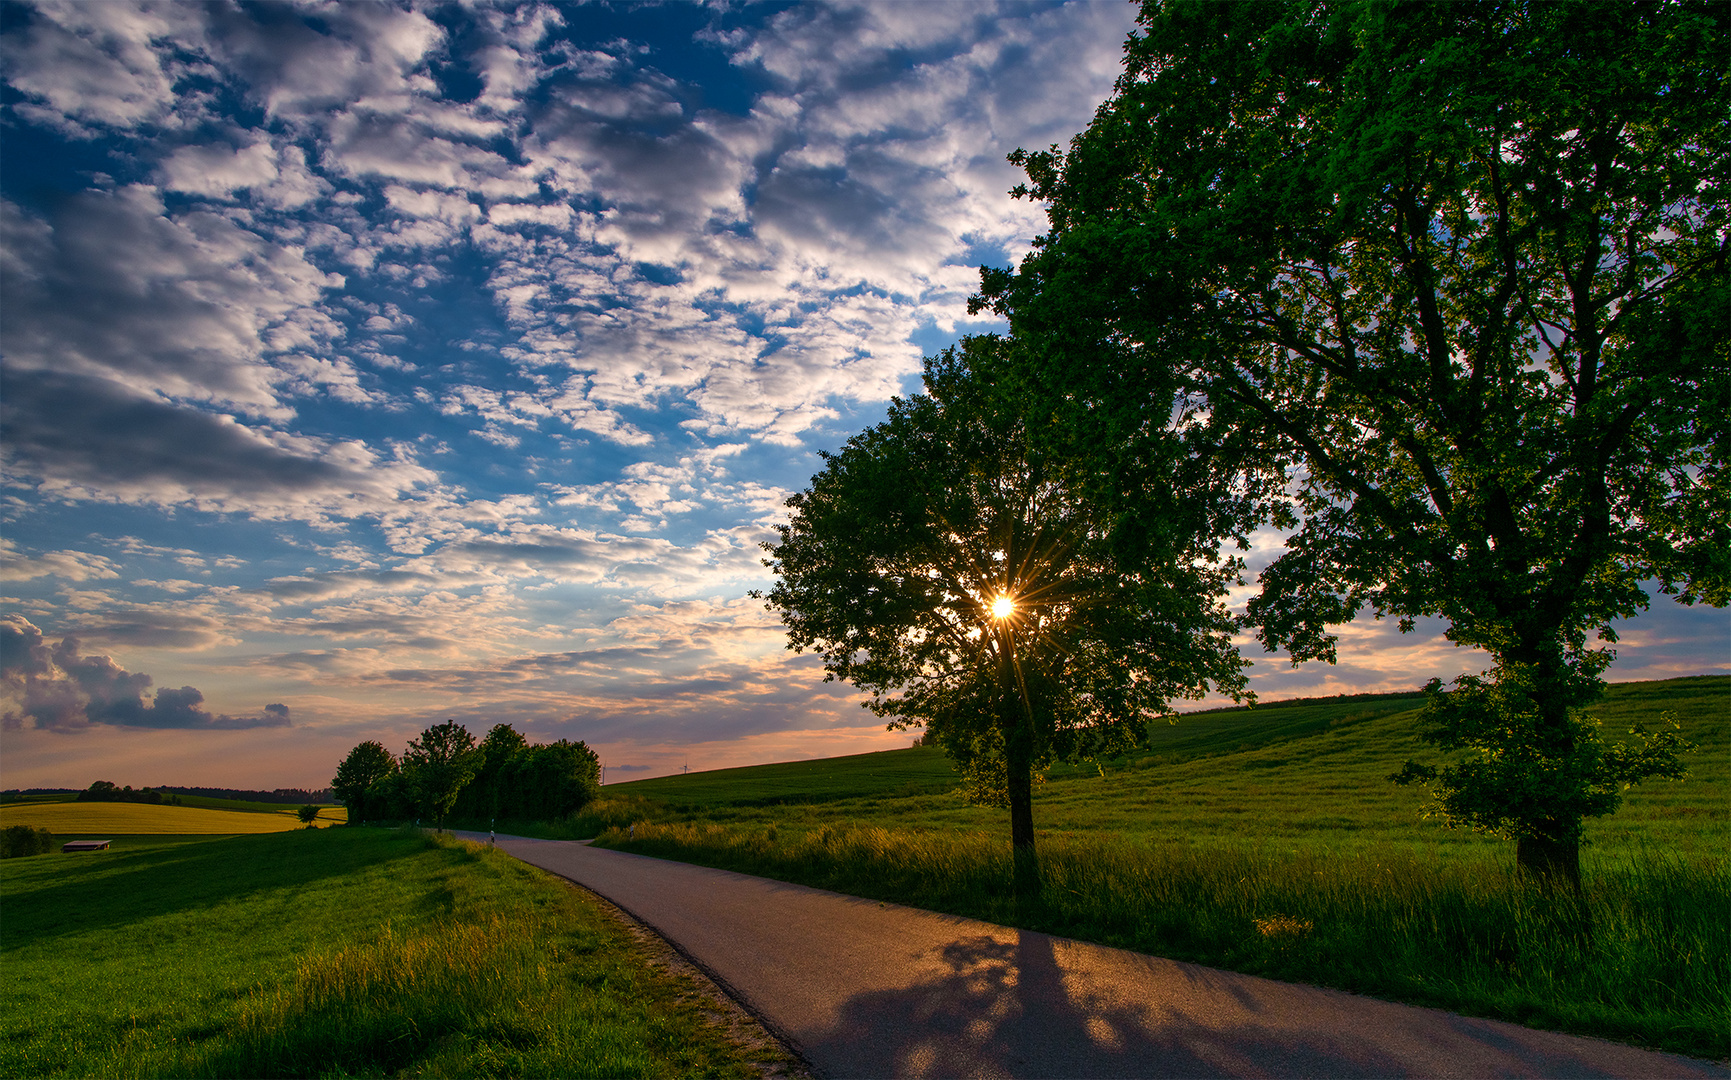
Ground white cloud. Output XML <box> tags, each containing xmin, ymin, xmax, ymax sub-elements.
<box><xmin>1</xmin><ymin>189</ymin><xmax>345</xmax><ymax>416</ymax></box>
<box><xmin>158</xmin><ymin>139</ymin><xmax>281</xmax><ymax>198</ymax></box>
<box><xmin>0</xmin><ymin>541</ymin><xmax>121</xmax><ymax>582</ymax></box>
<box><xmin>0</xmin><ymin>2</ymin><xmax>190</xmax><ymax>133</ymax></box>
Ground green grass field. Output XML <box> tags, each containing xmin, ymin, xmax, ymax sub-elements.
<box><xmin>0</xmin><ymin>828</ymin><xmax>791</xmax><ymax>1078</ymax></box>
<box><xmin>581</xmin><ymin>676</ymin><xmax>1729</xmax><ymax>1059</ymax></box>
<box><xmin>600</xmin><ymin>676</ymin><xmax>1728</xmax><ymax>861</ymax></box>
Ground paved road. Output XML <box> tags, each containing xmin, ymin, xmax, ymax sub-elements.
<box><xmin>459</xmin><ymin>833</ymin><xmax>1725</xmax><ymax>1079</ymax></box>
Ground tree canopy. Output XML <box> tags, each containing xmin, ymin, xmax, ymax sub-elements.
<box><xmin>330</xmin><ymin>741</ymin><xmax>396</xmax><ymax>825</ymax></box>
<box><xmin>400</xmin><ymin>721</ymin><xmax>479</xmax><ymax>830</ymax></box>
<box><xmin>335</xmin><ymin>724</ymin><xmax>598</xmax><ymax>828</ymax></box>
<box><xmin>978</xmin><ymin>0</ymin><xmax>1726</xmax><ymax>881</ymax></box>
<box><xmin>759</xmin><ymin>337</ymin><xmax>1247</xmax><ymax>892</ymax></box>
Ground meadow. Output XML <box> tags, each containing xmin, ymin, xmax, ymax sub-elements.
<box><xmin>594</xmin><ymin>678</ymin><xmax>1727</xmax><ymax>860</ymax></box>
<box><xmin>580</xmin><ymin>676</ymin><xmax>1729</xmax><ymax>1060</ymax></box>
<box><xmin>0</xmin><ymin>798</ymin><xmax>346</xmax><ymax>836</ymax></box>
<box><xmin>0</xmin><ymin>828</ymin><xmax>793</xmax><ymax>1078</ymax></box>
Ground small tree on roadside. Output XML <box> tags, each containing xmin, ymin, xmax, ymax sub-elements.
<box><xmin>759</xmin><ymin>338</ymin><xmax>1247</xmax><ymax>896</ymax></box>
<box><xmin>331</xmin><ymin>741</ymin><xmax>397</xmax><ymax>826</ymax></box>
<box><xmin>402</xmin><ymin>721</ymin><xmax>480</xmax><ymax>832</ymax></box>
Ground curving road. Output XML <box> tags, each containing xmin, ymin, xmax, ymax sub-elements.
<box><xmin>460</xmin><ymin>833</ymin><xmax>1726</xmax><ymax>1079</ymax></box>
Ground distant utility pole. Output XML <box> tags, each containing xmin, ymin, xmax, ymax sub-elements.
<box><xmin>683</xmin><ymin>756</ymin><xmax>689</xmax><ymax>775</ymax></box>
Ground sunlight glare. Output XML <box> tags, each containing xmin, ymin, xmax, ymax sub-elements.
<box><xmin>991</xmin><ymin>595</ymin><xmax>1015</xmax><ymax>619</ymax></box>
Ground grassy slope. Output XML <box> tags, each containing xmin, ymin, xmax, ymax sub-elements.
<box><xmin>0</xmin><ymin>829</ymin><xmax>789</xmax><ymax>1078</ymax></box>
<box><xmin>606</xmin><ymin>676</ymin><xmax>1729</xmax><ymax>862</ymax></box>
<box><xmin>0</xmin><ymin>801</ymin><xmax>346</xmax><ymax>835</ymax></box>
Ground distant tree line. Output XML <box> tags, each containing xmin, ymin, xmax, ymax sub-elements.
<box><xmin>331</xmin><ymin>721</ymin><xmax>600</xmax><ymax>830</ymax></box>
<box><xmin>76</xmin><ymin>781</ymin><xmax>183</xmax><ymax>805</ymax></box>
<box><xmin>154</xmin><ymin>786</ymin><xmax>333</xmax><ymax>805</ymax></box>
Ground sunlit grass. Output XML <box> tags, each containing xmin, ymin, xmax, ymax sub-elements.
<box><xmin>0</xmin><ymin>828</ymin><xmax>783</xmax><ymax>1078</ymax></box>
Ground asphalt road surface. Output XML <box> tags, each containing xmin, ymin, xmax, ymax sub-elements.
<box><xmin>457</xmin><ymin>833</ymin><xmax>1725</xmax><ymax>1079</ymax></box>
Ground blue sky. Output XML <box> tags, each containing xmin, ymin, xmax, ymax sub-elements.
<box><xmin>2</xmin><ymin>1</ymin><xmax>1725</xmax><ymax>791</ymax></box>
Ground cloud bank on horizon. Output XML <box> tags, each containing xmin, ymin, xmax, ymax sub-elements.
<box><xmin>2</xmin><ymin>1</ymin><xmax>1724</xmax><ymax>789</ymax></box>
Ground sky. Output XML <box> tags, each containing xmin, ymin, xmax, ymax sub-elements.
<box><xmin>2</xmin><ymin>1</ymin><xmax>1725</xmax><ymax>792</ymax></box>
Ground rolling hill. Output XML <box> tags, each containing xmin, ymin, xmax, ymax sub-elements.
<box><xmin>0</xmin><ymin>799</ymin><xmax>346</xmax><ymax>835</ymax></box>
<box><xmin>607</xmin><ymin>676</ymin><xmax>1728</xmax><ymax>861</ymax></box>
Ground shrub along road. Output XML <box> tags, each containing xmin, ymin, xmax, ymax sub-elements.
<box><xmin>458</xmin><ymin>833</ymin><xmax>1727</xmax><ymax>1079</ymax></box>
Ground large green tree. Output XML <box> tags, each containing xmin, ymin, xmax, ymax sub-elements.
<box><xmin>401</xmin><ymin>721</ymin><xmax>480</xmax><ymax>831</ymax></box>
<box><xmin>498</xmin><ymin>739</ymin><xmax>601</xmax><ymax>821</ymax></box>
<box><xmin>331</xmin><ymin>741</ymin><xmax>396</xmax><ymax>826</ymax></box>
<box><xmin>759</xmin><ymin>338</ymin><xmax>1247</xmax><ymax>895</ymax></box>
<box><xmin>979</xmin><ymin>0</ymin><xmax>1726</xmax><ymax>882</ymax></box>
<box><xmin>455</xmin><ymin>723</ymin><xmax>528</xmax><ymax>820</ymax></box>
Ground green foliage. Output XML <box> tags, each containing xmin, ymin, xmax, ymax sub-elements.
<box><xmin>495</xmin><ymin>738</ymin><xmax>601</xmax><ymax>821</ymax></box>
<box><xmin>401</xmin><ymin>720</ymin><xmax>480</xmax><ymax>829</ymax></box>
<box><xmin>330</xmin><ymin>740</ymin><xmax>396</xmax><ymax>825</ymax></box>
<box><xmin>1393</xmin><ymin>668</ymin><xmax>1695</xmax><ymax>846</ymax></box>
<box><xmin>363</xmin><ymin>768</ymin><xmax>415</xmax><ymax>823</ymax></box>
<box><xmin>295</xmin><ymin>805</ymin><xmax>320</xmax><ymax>826</ymax></box>
<box><xmin>75</xmin><ymin>781</ymin><xmax>166</xmax><ymax>804</ymax></box>
<box><xmin>454</xmin><ymin>723</ymin><xmax>529</xmax><ymax>819</ymax></box>
<box><xmin>760</xmin><ymin>336</ymin><xmax>1248</xmax><ymax>865</ymax></box>
<box><xmin>340</xmin><ymin>725</ymin><xmax>601</xmax><ymax>828</ymax></box>
<box><xmin>1</xmin><ymin>824</ymin><xmax>54</xmax><ymax>858</ymax></box>
<box><xmin>979</xmin><ymin>0</ymin><xmax>1729</xmax><ymax>879</ymax></box>
<box><xmin>0</xmin><ymin>829</ymin><xmax>779</xmax><ymax>1078</ymax></box>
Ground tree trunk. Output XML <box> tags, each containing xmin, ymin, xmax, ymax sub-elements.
<box><xmin>1509</xmin><ymin>643</ymin><xmax>1585</xmax><ymax>890</ymax></box>
<box><xmin>1516</xmin><ymin>827</ymin><xmax>1581</xmax><ymax>890</ymax></box>
<box><xmin>999</xmin><ymin>625</ymin><xmax>1041</xmax><ymax>900</ymax></box>
<box><xmin>1006</xmin><ymin>733</ymin><xmax>1040</xmax><ymax>899</ymax></box>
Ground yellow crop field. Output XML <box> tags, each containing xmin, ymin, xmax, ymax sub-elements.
<box><xmin>0</xmin><ymin>802</ymin><xmax>346</xmax><ymax>835</ymax></box>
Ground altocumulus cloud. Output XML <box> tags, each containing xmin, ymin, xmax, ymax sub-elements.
<box><xmin>4</xmin><ymin>0</ymin><xmax>1714</xmax><ymax>790</ymax></box>
<box><xmin>1</xmin><ymin>615</ymin><xmax>289</xmax><ymax>733</ymax></box>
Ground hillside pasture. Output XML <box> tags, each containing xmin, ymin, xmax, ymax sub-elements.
<box><xmin>603</xmin><ymin>677</ymin><xmax>1727</xmax><ymax>862</ymax></box>
<box><xmin>0</xmin><ymin>801</ymin><xmax>345</xmax><ymax>836</ymax></box>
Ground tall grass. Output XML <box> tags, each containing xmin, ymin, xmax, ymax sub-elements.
<box><xmin>194</xmin><ymin>900</ymin><xmax>738</xmax><ymax>1079</ymax></box>
<box><xmin>1</xmin><ymin>829</ymin><xmax>784</xmax><ymax>1078</ymax></box>
<box><xmin>598</xmin><ymin>822</ymin><xmax>1730</xmax><ymax>1060</ymax></box>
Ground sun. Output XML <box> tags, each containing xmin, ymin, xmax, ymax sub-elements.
<box><xmin>990</xmin><ymin>595</ymin><xmax>1015</xmax><ymax>619</ymax></box>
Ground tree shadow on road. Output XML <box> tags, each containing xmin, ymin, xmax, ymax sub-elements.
<box><xmin>800</xmin><ymin>926</ymin><xmax>1698</xmax><ymax>1079</ymax></box>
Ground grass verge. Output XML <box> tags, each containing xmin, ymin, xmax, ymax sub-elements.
<box><xmin>0</xmin><ymin>827</ymin><xmax>793</xmax><ymax>1078</ymax></box>
<box><xmin>594</xmin><ymin>821</ymin><xmax>1730</xmax><ymax>1061</ymax></box>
